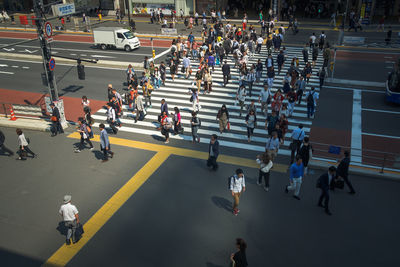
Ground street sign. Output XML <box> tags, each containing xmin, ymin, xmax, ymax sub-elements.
<box><xmin>48</xmin><ymin>58</ymin><xmax>55</xmax><ymax>71</ymax></box>
<box><xmin>44</xmin><ymin>22</ymin><xmax>53</xmax><ymax>38</ymax></box>
<box><xmin>52</xmin><ymin>3</ymin><xmax>75</xmax><ymax>17</ymax></box>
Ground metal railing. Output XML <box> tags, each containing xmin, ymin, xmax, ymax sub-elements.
<box><xmin>310</xmin><ymin>141</ymin><xmax>400</xmax><ymax>173</ymax></box>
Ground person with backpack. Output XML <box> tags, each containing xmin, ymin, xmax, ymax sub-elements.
<box><xmin>191</xmin><ymin>111</ymin><xmax>201</xmax><ymax>143</ymax></box>
<box><xmin>317</xmin><ymin>166</ymin><xmax>337</xmax><ymax>215</ymax></box>
<box><xmin>306</xmin><ymin>87</ymin><xmax>319</xmax><ymax>119</ymax></box>
<box><xmin>256</xmin><ymin>152</ymin><xmax>273</xmax><ymax>191</ymax></box>
<box><xmin>0</xmin><ymin>129</ymin><xmax>14</xmax><ymax>156</ymax></box>
<box><xmin>207</xmin><ymin>134</ymin><xmax>219</xmax><ymax>170</ymax></box>
<box><xmin>74</xmin><ymin>117</ymin><xmax>94</xmax><ymax>153</ymax></box>
<box><xmin>229</xmin><ymin>168</ymin><xmax>246</xmax><ymax>216</ymax></box>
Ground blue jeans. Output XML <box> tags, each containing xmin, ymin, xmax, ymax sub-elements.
<box><xmin>307</xmin><ymin>104</ymin><xmax>315</xmax><ymax>118</ymax></box>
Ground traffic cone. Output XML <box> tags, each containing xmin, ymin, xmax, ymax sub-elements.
<box><xmin>9</xmin><ymin>107</ymin><xmax>17</xmax><ymax>121</ymax></box>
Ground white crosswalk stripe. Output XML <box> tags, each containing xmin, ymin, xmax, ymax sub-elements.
<box><xmin>93</xmin><ymin>46</ymin><xmax>324</xmax><ymax>155</ymax></box>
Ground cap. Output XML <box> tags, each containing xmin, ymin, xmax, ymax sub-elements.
<box><xmin>63</xmin><ymin>195</ymin><xmax>71</xmax><ymax>203</ymax></box>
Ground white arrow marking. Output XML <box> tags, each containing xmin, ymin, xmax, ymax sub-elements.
<box><xmin>3</xmin><ymin>48</ymin><xmax>15</xmax><ymax>52</ymax></box>
<box><xmin>24</xmin><ymin>49</ymin><xmax>38</xmax><ymax>54</ymax></box>
<box><xmin>12</xmin><ymin>65</ymin><xmax>19</xmax><ymax>68</ymax></box>
<box><xmin>90</xmin><ymin>54</ymin><xmax>114</xmax><ymax>58</ymax></box>
<box><xmin>22</xmin><ymin>66</ymin><xmax>30</xmax><ymax>69</ymax></box>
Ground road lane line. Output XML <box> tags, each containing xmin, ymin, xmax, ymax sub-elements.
<box><xmin>362</xmin><ymin>132</ymin><xmax>400</xmax><ymax>139</ymax></box>
<box><xmin>352</xmin><ymin>90</ymin><xmax>362</xmax><ymax>164</ymax></box>
<box><xmin>43</xmin><ymin>148</ymin><xmax>171</xmax><ymax>267</ymax></box>
<box><xmin>362</xmin><ymin>108</ymin><xmax>400</xmax><ymax>115</ymax></box>
<box><xmin>0</xmin><ymin>71</ymin><xmax>13</xmax><ymax>74</ymax></box>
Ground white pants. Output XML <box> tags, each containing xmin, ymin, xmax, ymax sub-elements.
<box><xmin>288</xmin><ymin>102</ymin><xmax>295</xmax><ymax>116</ymax></box>
<box><xmin>287</xmin><ymin>177</ymin><xmax>302</xmax><ymax>196</ymax></box>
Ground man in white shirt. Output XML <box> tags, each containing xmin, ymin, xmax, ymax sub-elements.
<box><xmin>309</xmin><ymin>33</ymin><xmax>316</xmax><ymax>49</ymax></box>
<box><xmin>230</xmin><ymin>169</ymin><xmax>246</xmax><ymax>216</ymax></box>
<box><xmin>256</xmin><ymin>35</ymin><xmax>264</xmax><ymax>53</ymax></box>
<box><xmin>106</xmin><ymin>103</ymin><xmax>118</xmax><ymax>134</ymax></box>
<box><xmin>59</xmin><ymin>195</ymin><xmax>79</xmax><ymax>245</ymax></box>
<box><xmin>259</xmin><ymin>85</ymin><xmax>271</xmax><ymax>116</ymax></box>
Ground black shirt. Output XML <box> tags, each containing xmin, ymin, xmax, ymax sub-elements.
<box><xmin>233</xmin><ymin>251</ymin><xmax>248</xmax><ymax>267</ymax></box>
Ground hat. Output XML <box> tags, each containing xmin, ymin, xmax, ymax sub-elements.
<box><xmin>63</xmin><ymin>195</ymin><xmax>71</xmax><ymax>203</ymax></box>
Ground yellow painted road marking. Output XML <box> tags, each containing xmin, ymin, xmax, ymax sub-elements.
<box><xmin>43</xmin><ymin>151</ymin><xmax>170</xmax><ymax>267</ymax></box>
<box><xmin>66</xmin><ymin>132</ymin><xmax>288</xmax><ymax>173</ymax></box>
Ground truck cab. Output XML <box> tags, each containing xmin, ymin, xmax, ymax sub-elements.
<box><xmin>93</xmin><ymin>27</ymin><xmax>141</xmax><ymax>51</ymax></box>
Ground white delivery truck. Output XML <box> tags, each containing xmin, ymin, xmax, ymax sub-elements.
<box><xmin>93</xmin><ymin>27</ymin><xmax>141</xmax><ymax>51</ymax></box>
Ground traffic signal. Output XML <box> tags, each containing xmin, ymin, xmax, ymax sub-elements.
<box><xmin>77</xmin><ymin>60</ymin><xmax>85</xmax><ymax>80</ymax></box>
<box><xmin>152</xmin><ymin>49</ymin><xmax>155</xmax><ymax>58</ymax></box>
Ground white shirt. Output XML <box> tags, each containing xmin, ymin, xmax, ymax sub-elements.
<box><xmin>59</xmin><ymin>203</ymin><xmax>78</xmax><ymax>222</ymax></box>
<box><xmin>230</xmin><ymin>175</ymin><xmax>245</xmax><ymax>193</ymax></box>
<box><xmin>257</xmin><ymin>37</ymin><xmax>264</xmax><ymax>44</ymax></box>
<box><xmin>310</xmin><ymin>35</ymin><xmax>316</xmax><ymax>44</ymax></box>
<box><xmin>18</xmin><ymin>133</ymin><xmax>28</xmax><ymax>147</ymax></box>
<box><xmin>257</xmin><ymin>159</ymin><xmax>273</xmax><ymax>173</ymax></box>
<box><xmin>237</xmin><ymin>88</ymin><xmax>246</xmax><ymax>102</ymax></box>
<box><xmin>107</xmin><ymin>107</ymin><xmax>116</xmax><ymax>121</ymax></box>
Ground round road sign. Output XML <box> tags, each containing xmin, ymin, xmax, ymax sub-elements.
<box><xmin>48</xmin><ymin>58</ymin><xmax>55</xmax><ymax>71</ymax></box>
<box><xmin>44</xmin><ymin>22</ymin><xmax>53</xmax><ymax>38</ymax></box>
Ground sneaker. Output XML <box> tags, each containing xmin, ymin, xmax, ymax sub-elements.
<box><xmin>74</xmin><ymin>149</ymin><xmax>81</xmax><ymax>153</ymax></box>
<box><xmin>264</xmin><ymin>186</ymin><xmax>269</xmax><ymax>192</ymax></box>
<box><xmin>293</xmin><ymin>195</ymin><xmax>301</xmax><ymax>200</ymax></box>
<box><xmin>90</xmin><ymin>147</ymin><xmax>94</xmax><ymax>151</ymax></box>
<box><xmin>66</xmin><ymin>239</ymin><xmax>71</xmax><ymax>245</ymax></box>
<box><xmin>110</xmin><ymin>152</ymin><xmax>114</xmax><ymax>158</ymax></box>
<box><xmin>233</xmin><ymin>210</ymin><xmax>238</xmax><ymax>216</ymax></box>
<box><xmin>256</xmin><ymin>181</ymin><xmax>261</xmax><ymax>186</ymax></box>
<box><xmin>164</xmin><ymin>140</ymin><xmax>169</xmax><ymax>144</ymax></box>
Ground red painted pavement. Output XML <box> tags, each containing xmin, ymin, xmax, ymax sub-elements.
<box><xmin>0</xmin><ymin>88</ymin><xmax>105</xmax><ymax>122</ymax></box>
<box><xmin>0</xmin><ymin>31</ymin><xmax>173</xmax><ymax>48</ymax></box>
<box><xmin>309</xmin><ymin>126</ymin><xmax>352</xmax><ymax>160</ymax></box>
<box><xmin>362</xmin><ymin>135</ymin><xmax>400</xmax><ymax>168</ymax></box>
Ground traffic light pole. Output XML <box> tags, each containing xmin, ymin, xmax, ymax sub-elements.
<box><xmin>34</xmin><ymin>0</ymin><xmax>59</xmax><ymax>102</ymax></box>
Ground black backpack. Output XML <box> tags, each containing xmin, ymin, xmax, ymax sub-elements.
<box><xmin>228</xmin><ymin>175</ymin><xmax>234</xmax><ymax>189</ymax></box>
<box><xmin>307</xmin><ymin>92</ymin><xmax>315</xmax><ymax>106</ymax></box>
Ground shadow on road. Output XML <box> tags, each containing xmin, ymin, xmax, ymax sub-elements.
<box><xmin>211</xmin><ymin>196</ymin><xmax>232</xmax><ymax>212</ymax></box>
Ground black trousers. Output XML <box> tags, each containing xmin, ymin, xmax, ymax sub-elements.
<box><xmin>52</xmin><ymin>121</ymin><xmax>64</xmax><ymax>135</ymax></box>
<box><xmin>258</xmin><ymin>170</ymin><xmax>270</xmax><ymax>187</ymax></box>
<box><xmin>107</xmin><ymin>119</ymin><xmax>118</xmax><ymax>134</ymax></box>
<box><xmin>319</xmin><ymin>77</ymin><xmax>324</xmax><ymax>88</ymax></box>
<box><xmin>223</xmin><ymin>75</ymin><xmax>229</xmax><ymax>86</ymax></box>
<box><xmin>0</xmin><ymin>144</ymin><xmax>14</xmax><ymax>155</ymax></box>
<box><xmin>290</xmin><ymin>140</ymin><xmax>302</xmax><ymax>163</ymax></box>
<box><xmin>18</xmin><ymin>145</ymin><xmax>35</xmax><ymax>159</ymax></box>
<box><xmin>207</xmin><ymin>156</ymin><xmax>218</xmax><ymax>170</ymax></box>
<box><xmin>343</xmin><ymin>175</ymin><xmax>356</xmax><ymax>193</ymax></box>
<box><xmin>101</xmin><ymin>145</ymin><xmax>112</xmax><ymax>160</ymax></box>
<box><xmin>79</xmin><ymin>136</ymin><xmax>93</xmax><ymax>150</ymax></box>
<box><xmin>318</xmin><ymin>189</ymin><xmax>330</xmax><ymax>211</ymax></box>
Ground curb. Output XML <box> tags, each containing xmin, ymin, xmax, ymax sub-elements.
<box><xmin>309</xmin><ymin>159</ymin><xmax>400</xmax><ymax>181</ymax></box>
<box><xmin>0</xmin><ymin>117</ymin><xmax>51</xmax><ymax>132</ymax></box>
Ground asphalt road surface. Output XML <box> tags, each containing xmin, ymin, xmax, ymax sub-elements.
<box><xmin>1</xmin><ymin>128</ymin><xmax>400</xmax><ymax>267</ymax></box>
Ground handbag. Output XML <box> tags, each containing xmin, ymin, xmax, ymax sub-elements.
<box><xmin>227</xmin><ymin>122</ymin><xmax>231</xmax><ymax>130</ymax></box>
<box><xmin>289</xmin><ymin>142</ymin><xmax>297</xmax><ymax>151</ymax></box>
<box><xmin>334</xmin><ymin>178</ymin><xmax>345</xmax><ymax>189</ymax></box>
<box><xmin>75</xmin><ymin>223</ymin><xmax>84</xmax><ymax>241</ymax></box>
<box><xmin>51</xmin><ymin>116</ymin><xmax>57</xmax><ymax>122</ymax></box>
<box><xmin>190</xmin><ymin>95</ymin><xmax>194</xmax><ymax>102</ymax></box>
